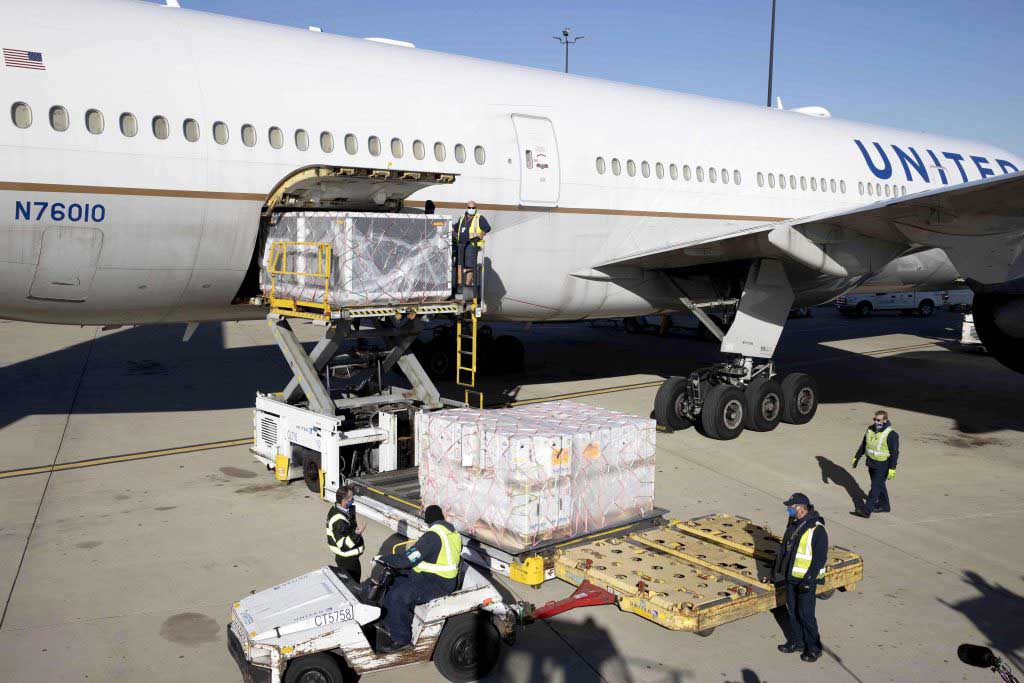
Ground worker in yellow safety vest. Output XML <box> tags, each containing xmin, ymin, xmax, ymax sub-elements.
<box><xmin>378</xmin><ymin>505</ymin><xmax>463</xmax><ymax>653</ymax></box>
<box><xmin>850</xmin><ymin>409</ymin><xmax>900</xmax><ymax>518</ymax></box>
<box><xmin>325</xmin><ymin>485</ymin><xmax>365</xmax><ymax>582</ymax></box>
<box><xmin>453</xmin><ymin>201</ymin><xmax>491</xmax><ymax>301</ymax></box>
<box><xmin>773</xmin><ymin>492</ymin><xmax>828</xmax><ymax>663</ymax></box>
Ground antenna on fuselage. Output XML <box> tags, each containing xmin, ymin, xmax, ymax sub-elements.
<box><xmin>164</xmin><ymin>0</ymin><xmax>181</xmax><ymax>7</ymax></box>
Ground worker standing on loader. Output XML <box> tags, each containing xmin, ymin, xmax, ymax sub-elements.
<box><xmin>378</xmin><ymin>505</ymin><xmax>463</xmax><ymax>653</ymax></box>
<box><xmin>850</xmin><ymin>409</ymin><xmax>899</xmax><ymax>518</ymax></box>
<box><xmin>454</xmin><ymin>200</ymin><xmax>490</xmax><ymax>301</ymax></box>
<box><xmin>774</xmin><ymin>493</ymin><xmax>828</xmax><ymax>663</ymax></box>
<box><xmin>326</xmin><ymin>485</ymin><xmax>365</xmax><ymax>582</ymax></box>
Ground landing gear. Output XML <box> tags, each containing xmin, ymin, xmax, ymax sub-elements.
<box><xmin>700</xmin><ymin>384</ymin><xmax>746</xmax><ymax>440</ymax></box>
<box><xmin>780</xmin><ymin>373</ymin><xmax>818</xmax><ymax>425</ymax></box>
<box><xmin>743</xmin><ymin>378</ymin><xmax>783</xmax><ymax>432</ymax></box>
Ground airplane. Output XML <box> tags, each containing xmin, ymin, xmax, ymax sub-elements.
<box><xmin>2</xmin><ymin>0</ymin><xmax>1022</xmax><ymax>440</ymax></box>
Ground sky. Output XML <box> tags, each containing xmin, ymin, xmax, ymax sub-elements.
<box><xmin>146</xmin><ymin>0</ymin><xmax>1024</xmax><ymax>155</ymax></box>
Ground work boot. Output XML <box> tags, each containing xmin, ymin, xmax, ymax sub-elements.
<box><xmin>777</xmin><ymin>642</ymin><xmax>802</xmax><ymax>654</ymax></box>
<box><xmin>801</xmin><ymin>651</ymin><xmax>822</xmax><ymax>663</ymax></box>
<box><xmin>377</xmin><ymin>640</ymin><xmax>412</xmax><ymax>654</ymax></box>
<box><xmin>849</xmin><ymin>510</ymin><xmax>870</xmax><ymax>519</ymax></box>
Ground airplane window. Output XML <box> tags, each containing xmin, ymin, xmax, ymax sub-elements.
<box><xmin>757</xmin><ymin>172</ymin><xmax>764</xmax><ymax>187</ymax></box>
<box><xmin>708</xmin><ymin>167</ymin><xmax>717</xmax><ymax>183</ymax></box>
<box><xmin>49</xmin><ymin>106</ymin><xmax>69</xmax><ymax>132</ymax></box>
<box><xmin>321</xmin><ymin>131</ymin><xmax>334</xmax><ymax>153</ymax></box>
<box><xmin>611</xmin><ymin>158</ymin><xmax>621</xmax><ymax>175</ymax></box>
<box><xmin>867</xmin><ymin>183</ymin><xmax>874</xmax><ymax>196</ymax></box>
<box><xmin>242</xmin><ymin>124</ymin><xmax>257</xmax><ymax>148</ymax></box>
<box><xmin>734</xmin><ymin>170</ymin><xmax>741</xmax><ymax>185</ymax></box>
<box><xmin>391</xmin><ymin>137</ymin><xmax>403</xmax><ymax>158</ymax></box>
<box><xmin>656</xmin><ymin>162</ymin><xmax>664</xmax><ymax>179</ymax></box>
<box><xmin>368</xmin><ymin>135</ymin><xmax>381</xmax><ymax>156</ymax></box>
<box><xmin>118</xmin><ymin>113</ymin><xmax>137</xmax><ymax>138</ymax></box>
<box><xmin>183</xmin><ymin>118</ymin><xmax>200</xmax><ymax>142</ymax></box>
<box><xmin>875</xmin><ymin>182</ymin><xmax>881</xmax><ymax>196</ymax></box>
<box><xmin>474</xmin><ymin>145</ymin><xmax>485</xmax><ymax>164</ymax></box>
<box><xmin>830</xmin><ymin>179</ymin><xmax>837</xmax><ymax>193</ymax></box>
<box><xmin>721</xmin><ymin>168</ymin><xmax>729</xmax><ymax>184</ymax></box>
<box><xmin>295</xmin><ymin>129</ymin><xmax>309</xmax><ymax>151</ymax></box>
<box><xmin>683</xmin><ymin>165</ymin><xmax>692</xmax><ymax>181</ymax></box>
<box><xmin>596</xmin><ymin>157</ymin><xmax>606</xmax><ymax>174</ymax></box>
<box><xmin>413</xmin><ymin>139</ymin><xmax>425</xmax><ymax>160</ymax></box>
<box><xmin>696</xmin><ymin>166</ymin><xmax>704</xmax><ymax>182</ymax></box>
<box><xmin>768</xmin><ymin>173</ymin><xmax>776</xmax><ymax>188</ymax></box>
<box><xmin>811</xmin><ymin>177</ymin><xmax>818</xmax><ymax>191</ymax></box>
<box><xmin>641</xmin><ymin>161</ymin><xmax>650</xmax><ymax>178</ymax></box>
<box><xmin>800</xmin><ymin>176</ymin><xmax>807</xmax><ymax>191</ymax></box>
<box><xmin>627</xmin><ymin>160</ymin><xmax>636</xmax><ymax>177</ymax></box>
<box><xmin>901</xmin><ymin>186</ymin><xmax>907</xmax><ymax>196</ymax></box>
<box><xmin>525</xmin><ymin>149</ymin><xmax>534</xmax><ymax>169</ymax></box>
<box><xmin>152</xmin><ymin>116</ymin><xmax>169</xmax><ymax>140</ymax></box>
<box><xmin>11</xmin><ymin>102</ymin><xmax>32</xmax><ymax>129</ymax></box>
<box><xmin>858</xmin><ymin>181</ymin><xmax>864</xmax><ymax>195</ymax></box>
<box><xmin>268</xmin><ymin>127</ymin><xmax>283</xmax><ymax>149</ymax></box>
<box><xmin>820</xmin><ymin>177</ymin><xmax>827</xmax><ymax>192</ymax></box>
<box><xmin>344</xmin><ymin>134</ymin><xmax>358</xmax><ymax>154</ymax></box>
<box><xmin>779</xmin><ymin>174</ymin><xmax>786</xmax><ymax>189</ymax></box>
<box><xmin>213</xmin><ymin>121</ymin><xmax>228</xmax><ymax>145</ymax></box>
<box><xmin>789</xmin><ymin>174</ymin><xmax>796</xmax><ymax>190</ymax></box>
<box><xmin>434</xmin><ymin>141</ymin><xmax>445</xmax><ymax>161</ymax></box>
<box><xmin>840</xmin><ymin>180</ymin><xmax>847</xmax><ymax>194</ymax></box>
<box><xmin>455</xmin><ymin>143</ymin><xmax>466</xmax><ymax>163</ymax></box>
<box><xmin>884</xmin><ymin>184</ymin><xmax>891</xmax><ymax>198</ymax></box>
<box><xmin>85</xmin><ymin>109</ymin><xmax>104</xmax><ymax>135</ymax></box>
<box><xmin>669</xmin><ymin>164</ymin><xmax>678</xmax><ymax>180</ymax></box>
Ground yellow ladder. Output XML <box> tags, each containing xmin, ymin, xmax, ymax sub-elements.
<box><xmin>456</xmin><ymin>307</ymin><xmax>477</xmax><ymax>387</ymax></box>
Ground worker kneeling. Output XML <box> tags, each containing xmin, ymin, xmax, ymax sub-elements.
<box><xmin>378</xmin><ymin>504</ymin><xmax>462</xmax><ymax>653</ymax></box>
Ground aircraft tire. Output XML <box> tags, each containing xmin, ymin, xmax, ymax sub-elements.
<box><xmin>743</xmin><ymin>378</ymin><xmax>783</xmax><ymax>432</ymax></box>
<box><xmin>781</xmin><ymin>373</ymin><xmax>819</xmax><ymax>425</ymax></box>
<box><xmin>654</xmin><ymin>377</ymin><xmax>693</xmax><ymax>431</ymax></box>
<box><xmin>700</xmin><ymin>384</ymin><xmax>745</xmax><ymax>440</ymax></box>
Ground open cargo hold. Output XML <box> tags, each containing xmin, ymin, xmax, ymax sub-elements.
<box><xmin>416</xmin><ymin>401</ymin><xmax>657</xmax><ymax>554</ymax></box>
<box><xmin>261</xmin><ymin>212</ymin><xmax>453</xmax><ymax>314</ymax></box>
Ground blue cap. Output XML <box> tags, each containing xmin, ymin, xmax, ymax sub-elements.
<box><xmin>784</xmin><ymin>492</ymin><xmax>811</xmax><ymax>506</ymax></box>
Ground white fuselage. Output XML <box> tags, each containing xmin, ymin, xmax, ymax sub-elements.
<box><xmin>2</xmin><ymin>0</ymin><xmax>1021</xmax><ymax>325</ymax></box>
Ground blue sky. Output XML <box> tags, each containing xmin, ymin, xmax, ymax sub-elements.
<box><xmin>150</xmin><ymin>0</ymin><xmax>1024</xmax><ymax>155</ymax></box>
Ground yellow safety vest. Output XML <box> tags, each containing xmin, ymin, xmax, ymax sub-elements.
<box><xmin>458</xmin><ymin>214</ymin><xmax>486</xmax><ymax>244</ymax></box>
<box><xmin>864</xmin><ymin>426</ymin><xmax>892</xmax><ymax>461</ymax></box>
<box><xmin>326</xmin><ymin>507</ymin><xmax>364</xmax><ymax>558</ymax></box>
<box><xmin>791</xmin><ymin>521</ymin><xmax>826</xmax><ymax>580</ymax></box>
<box><xmin>413</xmin><ymin>524</ymin><xmax>463</xmax><ymax>579</ymax></box>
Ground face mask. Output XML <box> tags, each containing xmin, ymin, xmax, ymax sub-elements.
<box><xmin>786</xmin><ymin>506</ymin><xmax>797</xmax><ymax>517</ymax></box>
<box><xmin>467</xmin><ymin>208</ymin><xmax>477</xmax><ymax>216</ymax></box>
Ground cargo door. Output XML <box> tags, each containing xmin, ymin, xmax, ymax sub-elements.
<box><xmin>511</xmin><ymin>115</ymin><xmax>560</xmax><ymax>206</ymax></box>
<box><xmin>29</xmin><ymin>227</ymin><xmax>104</xmax><ymax>302</ymax></box>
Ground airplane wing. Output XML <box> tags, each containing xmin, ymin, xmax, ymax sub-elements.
<box><xmin>596</xmin><ymin>171</ymin><xmax>1024</xmax><ymax>284</ymax></box>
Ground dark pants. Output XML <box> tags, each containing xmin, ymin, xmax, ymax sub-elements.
<box><xmin>785</xmin><ymin>582</ymin><xmax>821</xmax><ymax>654</ymax></box>
<box><xmin>381</xmin><ymin>572</ymin><xmax>451</xmax><ymax>646</ymax></box>
<box><xmin>335</xmin><ymin>556</ymin><xmax>362</xmax><ymax>583</ymax></box>
<box><xmin>864</xmin><ymin>462</ymin><xmax>891</xmax><ymax>514</ymax></box>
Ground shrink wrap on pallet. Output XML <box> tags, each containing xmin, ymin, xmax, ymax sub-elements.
<box><xmin>260</xmin><ymin>212</ymin><xmax>452</xmax><ymax>308</ymax></box>
<box><xmin>417</xmin><ymin>401</ymin><xmax>656</xmax><ymax>553</ymax></box>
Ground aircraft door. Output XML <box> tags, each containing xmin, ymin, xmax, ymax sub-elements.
<box><xmin>511</xmin><ymin>115</ymin><xmax>560</xmax><ymax>206</ymax></box>
<box><xmin>29</xmin><ymin>226</ymin><xmax>104</xmax><ymax>302</ymax></box>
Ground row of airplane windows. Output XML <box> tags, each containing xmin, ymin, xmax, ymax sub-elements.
<box><xmin>594</xmin><ymin>156</ymin><xmax>742</xmax><ymax>185</ymax></box>
<box><xmin>8</xmin><ymin>101</ymin><xmax>487</xmax><ymax>164</ymax></box>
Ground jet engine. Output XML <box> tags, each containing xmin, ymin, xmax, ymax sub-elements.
<box><xmin>972</xmin><ymin>283</ymin><xmax>1024</xmax><ymax>373</ymax></box>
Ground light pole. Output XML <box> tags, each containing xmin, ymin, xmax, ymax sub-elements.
<box><xmin>553</xmin><ymin>27</ymin><xmax>584</xmax><ymax>73</ymax></box>
<box><xmin>766</xmin><ymin>0</ymin><xmax>777</xmax><ymax>107</ymax></box>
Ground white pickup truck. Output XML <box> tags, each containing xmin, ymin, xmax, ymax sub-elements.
<box><xmin>835</xmin><ymin>291</ymin><xmax>942</xmax><ymax>317</ymax></box>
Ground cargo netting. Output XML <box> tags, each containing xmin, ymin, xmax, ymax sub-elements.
<box><xmin>260</xmin><ymin>212</ymin><xmax>453</xmax><ymax>309</ymax></box>
<box><xmin>417</xmin><ymin>401</ymin><xmax>656</xmax><ymax>553</ymax></box>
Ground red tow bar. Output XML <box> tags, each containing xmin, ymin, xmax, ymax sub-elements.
<box><xmin>530</xmin><ymin>581</ymin><xmax>617</xmax><ymax>621</ymax></box>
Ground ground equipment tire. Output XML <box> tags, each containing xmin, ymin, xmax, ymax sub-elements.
<box><xmin>433</xmin><ymin>612</ymin><xmax>502</xmax><ymax>683</ymax></box>
<box><xmin>284</xmin><ymin>652</ymin><xmax>348</xmax><ymax>683</ymax></box>
<box><xmin>494</xmin><ymin>335</ymin><xmax>525</xmax><ymax>373</ymax></box>
<box><xmin>302</xmin><ymin>456</ymin><xmax>321</xmax><ymax>493</ymax></box>
<box><xmin>654</xmin><ymin>377</ymin><xmax>693</xmax><ymax>431</ymax></box>
<box><xmin>780</xmin><ymin>373</ymin><xmax>819</xmax><ymax>425</ymax></box>
<box><xmin>424</xmin><ymin>338</ymin><xmax>454</xmax><ymax>380</ymax></box>
<box><xmin>694</xmin><ymin>627</ymin><xmax>716</xmax><ymax>637</ymax></box>
<box><xmin>917</xmin><ymin>299</ymin><xmax>935</xmax><ymax>317</ymax></box>
<box><xmin>856</xmin><ymin>301</ymin><xmax>872</xmax><ymax>317</ymax></box>
<box><xmin>743</xmin><ymin>378</ymin><xmax>783</xmax><ymax>432</ymax></box>
<box><xmin>817</xmin><ymin>589</ymin><xmax>836</xmax><ymax>600</ymax></box>
<box><xmin>700</xmin><ymin>384</ymin><xmax>746</xmax><ymax>440</ymax></box>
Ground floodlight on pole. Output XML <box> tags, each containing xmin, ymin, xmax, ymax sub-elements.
<box><xmin>553</xmin><ymin>27</ymin><xmax>584</xmax><ymax>74</ymax></box>
<box><xmin>766</xmin><ymin>0</ymin><xmax>777</xmax><ymax>107</ymax></box>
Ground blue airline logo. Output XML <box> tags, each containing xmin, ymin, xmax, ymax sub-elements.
<box><xmin>854</xmin><ymin>140</ymin><xmax>1018</xmax><ymax>185</ymax></box>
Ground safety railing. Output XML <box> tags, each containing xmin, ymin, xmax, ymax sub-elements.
<box><xmin>267</xmin><ymin>241</ymin><xmax>333</xmax><ymax>320</ymax></box>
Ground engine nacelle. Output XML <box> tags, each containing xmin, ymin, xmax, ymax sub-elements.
<box><xmin>972</xmin><ymin>287</ymin><xmax>1024</xmax><ymax>373</ymax></box>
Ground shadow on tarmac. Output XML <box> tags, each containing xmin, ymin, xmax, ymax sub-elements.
<box><xmin>815</xmin><ymin>456</ymin><xmax>867</xmax><ymax>512</ymax></box>
<box><xmin>941</xmin><ymin>570</ymin><xmax>1024</xmax><ymax>673</ymax></box>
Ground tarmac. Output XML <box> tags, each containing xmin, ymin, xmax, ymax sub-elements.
<box><xmin>0</xmin><ymin>307</ymin><xmax>1021</xmax><ymax>683</ymax></box>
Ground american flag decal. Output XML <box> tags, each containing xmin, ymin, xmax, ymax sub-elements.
<box><xmin>3</xmin><ymin>48</ymin><xmax>45</xmax><ymax>70</ymax></box>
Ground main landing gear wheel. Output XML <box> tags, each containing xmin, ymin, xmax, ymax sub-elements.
<box><xmin>284</xmin><ymin>652</ymin><xmax>349</xmax><ymax>683</ymax></box>
<box><xmin>780</xmin><ymin>373</ymin><xmax>819</xmax><ymax>425</ymax></box>
<box><xmin>433</xmin><ymin>612</ymin><xmax>502</xmax><ymax>683</ymax></box>
<box><xmin>743</xmin><ymin>378</ymin><xmax>783</xmax><ymax>432</ymax></box>
<box><xmin>654</xmin><ymin>377</ymin><xmax>693</xmax><ymax>431</ymax></box>
<box><xmin>701</xmin><ymin>384</ymin><xmax>746</xmax><ymax>440</ymax></box>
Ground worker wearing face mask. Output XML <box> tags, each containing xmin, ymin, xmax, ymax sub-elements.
<box><xmin>453</xmin><ymin>200</ymin><xmax>490</xmax><ymax>301</ymax></box>
<box><xmin>326</xmin><ymin>485</ymin><xmax>365</xmax><ymax>582</ymax></box>
<box><xmin>773</xmin><ymin>493</ymin><xmax>828</xmax><ymax>663</ymax></box>
<box><xmin>850</xmin><ymin>409</ymin><xmax>900</xmax><ymax>518</ymax></box>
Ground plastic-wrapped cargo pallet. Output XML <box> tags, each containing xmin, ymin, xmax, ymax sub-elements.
<box><xmin>417</xmin><ymin>401</ymin><xmax>656</xmax><ymax>553</ymax></box>
<box><xmin>260</xmin><ymin>212</ymin><xmax>452</xmax><ymax>308</ymax></box>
